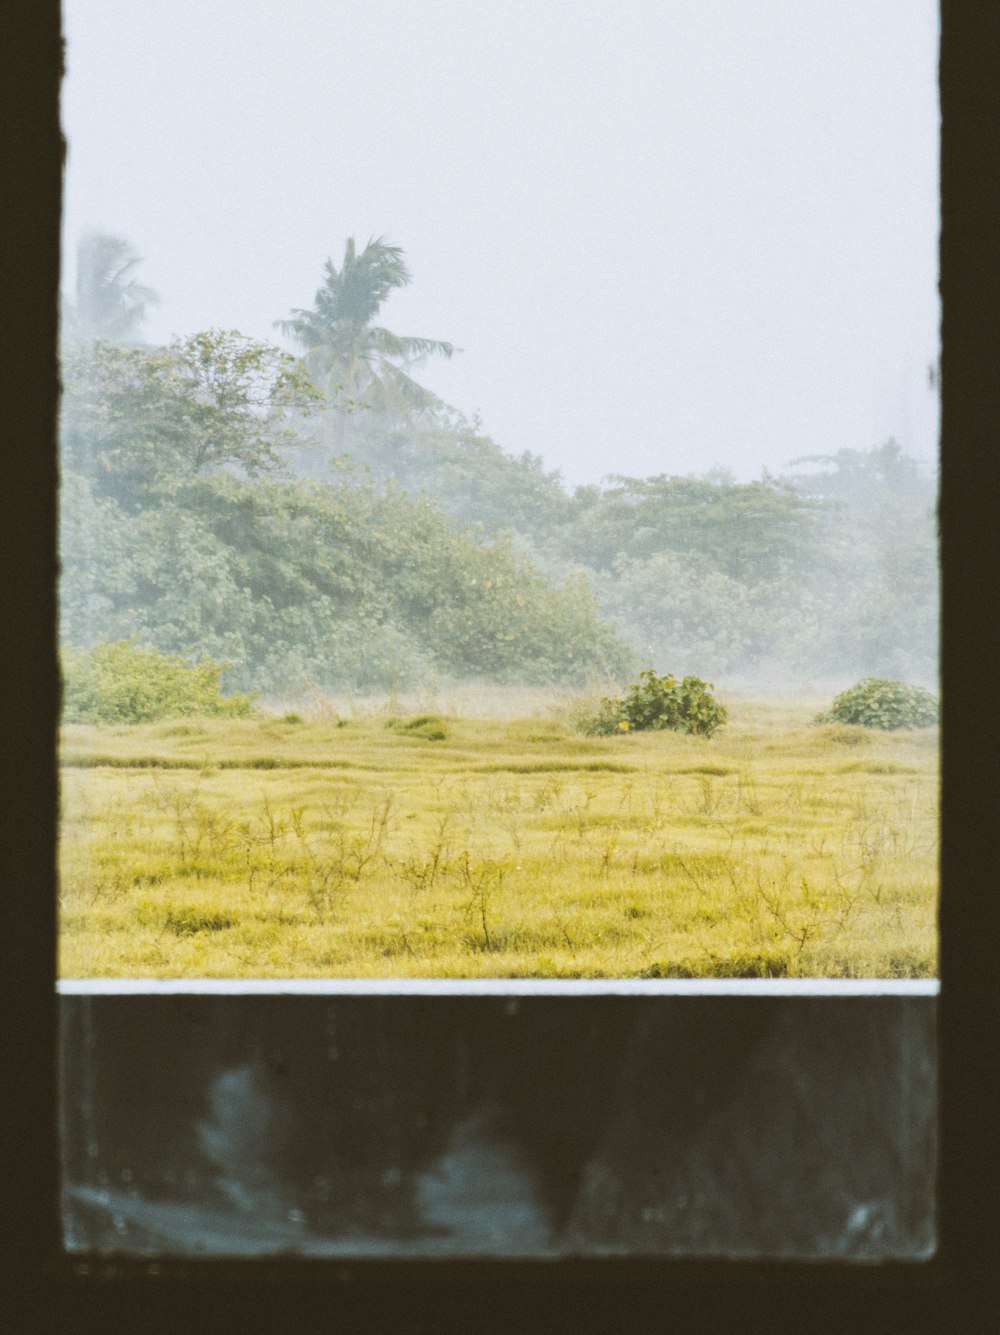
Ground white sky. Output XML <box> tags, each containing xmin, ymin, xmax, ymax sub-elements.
<box><xmin>61</xmin><ymin>0</ymin><xmax>940</xmax><ymax>487</ymax></box>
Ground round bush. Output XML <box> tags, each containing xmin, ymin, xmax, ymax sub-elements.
<box><xmin>61</xmin><ymin>640</ymin><xmax>257</xmax><ymax>724</ymax></box>
<box><xmin>584</xmin><ymin>670</ymin><xmax>727</xmax><ymax>738</ymax></box>
<box><xmin>817</xmin><ymin>678</ymin><xmax>938</xmax><ymax>731</ymax></box>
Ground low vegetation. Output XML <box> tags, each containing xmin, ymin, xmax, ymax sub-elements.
<box><xmin>816</xmin><ymin>678</ymin><xmax>939</xmax><ymax>731</ymax></box>
<box><xmin>59</xmin><ymin>693</ymin><xmax>938</xmax><ymax>979</ymax></box>
<box><xmin>61</xmin><ymin>640</ymin><xmax>257</xmax><ymax>724</ymax></box>
<box><xmin>583</xmin><ymin>671</ymin><xmax>727</xmax><ymax>738</ymax></box>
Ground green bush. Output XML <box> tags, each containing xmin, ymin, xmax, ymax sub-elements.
<box><xmin>61</xmin><ymin>640</ymin><xmax>257</xmax><ymax>724</ymax></box>
<box><xmin>816</xmin><ymin>677</ymin><xmax>938</xmax><ymax>731</ymax></box>
<box><xmin>583</xmin><ymin>670</ymin><xmax>727</xmax><ymax>738</ymax></box>
<box><xmin>59</xmin><ymin>468</ymin><xmax>633</xmax><ymax>693</ymax></box>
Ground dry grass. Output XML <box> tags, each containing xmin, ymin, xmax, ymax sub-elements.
<box><xmin>58</xmin><ymin>694</ymin><xmax>938</xmax><ymax>978</ymax></box>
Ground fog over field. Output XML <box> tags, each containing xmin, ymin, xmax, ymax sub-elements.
<box><xmin>61</xmin><ymin>0</ymin><xmax>939</xmax><ymax>487</ymax></box>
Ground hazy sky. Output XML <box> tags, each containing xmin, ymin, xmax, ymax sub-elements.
<box><xmin>62</xmin><ymin>0</ymin><xmax>940</xmax><ymax>487</ymax></box>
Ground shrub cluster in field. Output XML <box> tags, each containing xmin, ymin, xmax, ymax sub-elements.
<box><xmin>61</xmin><ymin>640</ymin><xmax>256</xmax><ymax>724</ymax></box>
<box><xmin>816</xmin><ymin>678</ymin><xmax>938</xmax><ymax>731</ymax></box>
<box><xmin>583</xmin><ymin>671</ymin><xmax>727</xmax><ymax>738</ymax></box>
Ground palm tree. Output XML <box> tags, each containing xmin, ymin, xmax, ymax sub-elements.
<box><xmin>276</xmin><ymin>237</ymin><xmax>456</xmax><ymax>433</ymax></box>
<box><xmin>63</xmin><ymin>232</ymin><xmax>160</xmax><ymax>345</ymax></box>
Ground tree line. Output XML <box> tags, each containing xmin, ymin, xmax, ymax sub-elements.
<box><xmin>58</xmin><ymin>232</ymin><xmax>938</xmax><ymax>696</ymax></box>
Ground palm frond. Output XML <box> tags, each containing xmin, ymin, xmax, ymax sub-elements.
<box><xmin>276</xmin><ymin>237</ymin><xmax>456</xmax><ymax>423</ymax></box>
<box><xmin>68</xmin><ymin>232</ymin><xmax>159</xmax><ymax>343</ymax></box>
<box><xmin>370</xmin><ymin>328</ymin><xmax>456</xmax><ymax>364</ymax></box>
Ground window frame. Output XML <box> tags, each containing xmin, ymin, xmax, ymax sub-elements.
<box><xmin>6</xmin><ymin>2</ymin><xmax>999</xmax><ymax>1329</ymax></box>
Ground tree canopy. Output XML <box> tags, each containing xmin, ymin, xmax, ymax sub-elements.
<box><xmin>276</xmin><ymin>237</ymin><xmax>456</xmax><ymax>432</ymax></box>
<box><xmin>59</xmin><ymin>323</ymin><xmax>632</xmax><ymax>693</ymax></box>
<box><xmin>59</xmin><ymin>233</ymin><xmax>939</xmax><ymax>693</ymax></box>
<box><xmin>61</xmin><ymin>330</ymin><xmax>321</xmax><ymax>508</ymax></box>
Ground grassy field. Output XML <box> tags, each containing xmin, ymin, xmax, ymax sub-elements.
<box><xmin>58</xmin><ymin>692</ymin><xmax>938</xmax><ymax>978</ymax></box>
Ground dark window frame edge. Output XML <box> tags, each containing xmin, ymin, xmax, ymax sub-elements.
<box><xmin>6</xmin><ymin>2</ymin><xmax>998</xmax><ymax>1330</ymax></box>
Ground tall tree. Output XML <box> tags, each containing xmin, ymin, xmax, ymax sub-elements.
<box><xmin>60</xmin><ymin>330</ymin><xmax>320</xmax><ymax>507</ymax></box>
<box><xmin>63</xmin><ymin>232</ymin><xmax>160</xmax><ymax>344</ymax></box>
<box><xmin>276</xmin><ymin>237</ymin><xmax>456</xmax><ymax>444</ymax></box>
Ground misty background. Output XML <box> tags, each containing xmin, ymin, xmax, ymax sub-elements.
<box><xmin>62</xmin><ymin>0</ymin><xmax>939</xmax><ymax>486</ymax></box>
<box><xmin>58</xmin><ymin>1</ymin><xmax>940</xmax><ymax>698</ymax></box>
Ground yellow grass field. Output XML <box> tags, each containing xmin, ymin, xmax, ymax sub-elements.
<box><xmin>58</xmin><ymin>693</ymin><xmax>938</xmax><ymax>978</ymax></box>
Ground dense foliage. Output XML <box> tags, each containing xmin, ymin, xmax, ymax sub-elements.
<box><xmin>61</xmin><ymin>640</ymin><xmax>257</xmax><ymax>724</ymax></box>
<box><xmin>781</xmin><ymin>443</ymin><xmax>939</xmax><ymax>682</ymax></box>
<box><xmin>293</xmin><ymin>408</ymin><xmax>574</xmax><ymax>539</ymax></box>
<box><xmin>59</xmin><ymin>333</ymin><xmax>631</xmax><ymax>693</ymax></box>
<box><xmin>60</xmin><ymin>331</ymin><xmax>320</xmax><ymax>506</ymax></box>
<box><xmin>60</xmin><ymin>235</ymin><xmax>939</xmax><ymax>696</ymax></box>
<box><xmin>584</xmin><ymin>671</ymin><xmax>728</xmax><ymax>738</ymax></box>
<box><xmin>816</xmin><ymin>678</ymin><xmax>939</xmax><ymax>730</ymax></box>
<box><xmin>291</xmin><ymin>412</ymin><xmax>938</xmax><ymax>686</ymax></box>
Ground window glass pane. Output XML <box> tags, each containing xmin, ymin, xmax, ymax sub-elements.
<box><xmin>57</xmin><ymin>1</ymin><xmax>939</xmax><ymax>1262</ymax></box>
<box><xmin>59</xmin><ymin>0</ymin><xmax>939</xmax><ymax>984</ymax></box>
